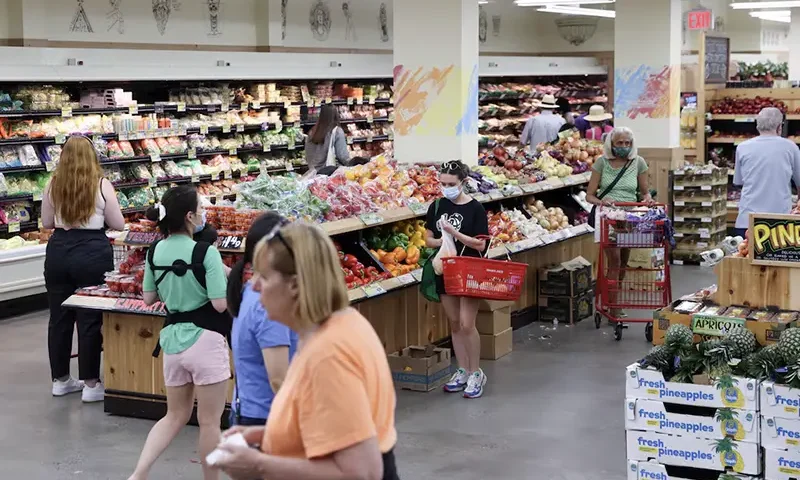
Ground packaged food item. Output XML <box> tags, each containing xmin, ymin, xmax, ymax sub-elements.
<box><xmin>167</xmin><ymin>136</ymin><xmax>186</xmax><ymax>154</ymax></box>
<box><xmin>103</xmin><ymin>165</ymin><xmax>123</xmax><ymax>184</ymax></box>
<box><xmin>46</xmin><ymin>145</ymin><xmax>63</xmax><ymax>164</ymax></box>
<box><xmin>92</xmin><ymin>138</ymin><xmax>108</xmax><ymax>158</ymax></box>
<box><xmin>697</xmin><ymin>305</ymin><xmax>726</xmax><ymax>316</ymax></box>
<box><xmin>116</xmin><ymin>190</ymin><xmax>131</xmax><ymax>209</ymax></box>
<box><xmin>142</xmin><ymin>138</ymin><xmax>161</xmax><ymax>155</ymax></box>
<box><xmin>154</xmin><ymin>137</ymin><xmax>170</xmax><ymax>153</ymax></box>
<box><xmin>118</xmin><ymin>140</ymin><xmax>135</xmax><ymax>157</ymax></box>
<box><xmin>723</xmin><ymin>306</ymin><xmax>751</xmax><ymax>319</ymax></box>
<box><xmin>747</xmin><ymin>310</ymin><xmax>775</xmax><ymax>322</ymax></box>
<box><xmin>106</xmin><ymin>140</ymin><xmax>124</xmax><ymax>158</ymax></box>
<box><xmin>125</xmin><ymin>188</ymin><xmax>154</xmax><ymax>208</ymax></box>
<box><xmin>1</xmin><ymin>146</ymin><xmax>22</xmax><ymax>168</ymax></box>
<box><xmin>162</xmin><ymin>160</ymin><xmax>182</xmax><ymax>178</ymax></box>
<box><xmin>673</xmin><ymin>301</ymin><xmax>702</xmax><ymax>314</ymax></box>
<box><xmin>149</xmin><ymin>163</ymin><xmax>166</xmax><ymax>180</ymax></box>
<box><xmin>132</xmin><ymin>164</ymin><xmax>153</xmax><ymax>180</ymax></box>
<box><xmin>775</xmin><ymin>311</ymin><xmax>800</xmax><ymax>324</ymax></box>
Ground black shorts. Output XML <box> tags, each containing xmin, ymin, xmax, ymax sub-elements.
<box><xmin>435</xmin><ymin>274</ymin><xmax>447</xmax><ymax>296</ymax></box>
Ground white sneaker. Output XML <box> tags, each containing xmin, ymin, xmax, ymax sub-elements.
<box><xmin>81</xmin><ymin>382</ymin><xmax>105</xmax><ymax>403</ymax></box>
<box><xmin>52</xmin><ymin>376</ymin><xmax>84</xmax><ymax>396</ymax></box>
<box><xmin>463</xmin><ymin>369</ymin><xmax>487</xmax><ymax>399</ymax></box>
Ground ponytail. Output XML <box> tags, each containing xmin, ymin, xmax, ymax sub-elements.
<box><xmin>226</xmin><ymin>258</ymin><xmax>248</xmax><ymax>317</ymax></box>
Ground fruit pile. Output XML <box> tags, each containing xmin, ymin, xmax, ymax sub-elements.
<box><xmin>338</xmin><ymin>250</ymin><xmax>391</xmax><ymax>290</ymax></box>
<box><xmin>105</xmin><ymin>249</ymin><xmax>146</xmax><ymax>296</ymax></box>
<box><xmin>365</xmin><ymin>220</ymin><xmax>433</xmax><ymax>276</ymax></box>
<box><xmin>545</xmin><ymin>131</ymin><xmax>601</xmax><ymax>170</ymax></box>
<box><xmin>710</xmin><ymin>96</ymin><xmax>787</xmax><ymax>115</ymax></box>
<box><xmin>486</xmin><ymin>211</ymin><xmax>526</xmax><ymax>244</ymax></box>
<box><xmin>524</xmin><ymin>198</ymin><xmax>570</xmax><ymax>232</ymax></box>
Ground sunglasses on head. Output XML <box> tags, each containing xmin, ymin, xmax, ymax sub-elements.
<box><xmin>264</xmin><ymin>219</ymin><xmax>295</xmax><ymax>261</ymax></box>
<box><xmin>441</xmin><ymin>161</ymin><xmax>462</xmax><ymax>173</ymax></box>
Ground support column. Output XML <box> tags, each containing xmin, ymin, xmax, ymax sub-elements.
<box><xmin>790</xmin><ymin>14</ymin><xmax>800</xmax><ymax>81</ymax></box>
<box><xmin>614</xmin><ymin>0</ymin><xmax>683</xmax><ymax>198</ymax></box>
<box><xmin>393</xmin><ymin>0</ymin><xmax>479</xmax><ymax>165</ymax></box>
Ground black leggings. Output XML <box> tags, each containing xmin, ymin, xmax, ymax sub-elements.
<box><xmin>45</xmin><ymin>229</ymin><xmax>113</xmax><ymax>380</ymax></box>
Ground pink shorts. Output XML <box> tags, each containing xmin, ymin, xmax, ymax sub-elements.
<box><xmin>163</xmin><ymin>330</ymin><xmax>230</xmax><ymax>387</ymax></box>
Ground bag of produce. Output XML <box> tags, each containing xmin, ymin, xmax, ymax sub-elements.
<box><xmin>432</xmin><ymin>222</ymin><xmax>456</xmax><ymax>276</ymax></box>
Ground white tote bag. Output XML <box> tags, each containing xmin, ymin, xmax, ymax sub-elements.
<box><xmin>325</xmin><ymin>127</ymin><xmax>341</xmax><ymax>167</ymax></box>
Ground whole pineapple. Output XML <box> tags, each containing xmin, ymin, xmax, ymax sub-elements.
<box><xmin>744</xmin><ymin>344</ymin><xmax>784</xmax><ymax>381</ymax></box>
<box><xmin>778</xmin><ymin>328</ymin><xmax>800</xmax><ymax>364</ymax></box>
<box><xmin>726</xmin><ymin>327</ymin><xmax>756</xmax><ymax>359</ymax></box>
<box><xmin>701</xmin><ymin>338</ymin><xmax>734</xmax><ymax>377</ymax></box>
<box><xmin>664</xmin><ymin>324</ymin><xmax>694</xmax><ymax>354</ymax></box>
<box><xmin>641</xmin><ymin>345</ymin><xmax>673</xmax><ymax>373</ymax></box>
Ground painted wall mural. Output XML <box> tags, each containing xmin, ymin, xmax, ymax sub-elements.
<box><xmin>614</xmin><ymin>65</ymin><xmax>679</xmax><ymax>120</ymax></box>
<box><xmin>342</xmin><ymin>2</ymin><xmax>356</xmax><ymax>41</ymax></box>
<box><xmin>70</xmin><ymin>0</ymin><xmax>94</xmax><ymax>33</ymax></box>
<box><xmin>152</xmin><ymin>0</ymin><xmax>181</xmax><ymax>36</ymax></box>
<box><xmin>281</xmin><ymin>0</ymin><xmax>289</xmax><ymax>40</ymax></box>
<box><xmin>309</xmin><ymin>0</ymin><xmax>332</xmax><ymax>41</ymax></box>
<box><xmin>393</xmin><ymin>64</ymin><xmax>455</xmax><ymax>136</ymax></box>
<box><xmin>207</xmin><ymin>0</ymin><xmax>222</xmax><ymax>36</ymax></box>
<box><xmin>479</xmin><ymin>7</ymin><xmax>487</xmax><ymax>44</ymax></box>
<box><xmin>379</xmin><ymin>3</ymin><xmax>389</xmax><ymax>43</ymax></box>
<box><xmin>107</xmin><ymin>0</ymin><xmax>124</xmax><ymax>34</ymax></box>
<box><xmin>456</xmin><ymin>65</ymin><xmax>480</xmax><ymax>136</ymax></box>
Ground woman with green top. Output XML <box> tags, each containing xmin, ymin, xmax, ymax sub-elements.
<box><xmin>129</xmin><ymin>185</ymin><xmax>230</xmax><ymax>480</ymax></box>
<box><xmin>586</xmin><ymin>127</ymin><xmax>653</xmax><ymax>317</ymax></box>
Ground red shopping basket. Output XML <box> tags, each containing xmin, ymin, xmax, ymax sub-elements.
<box><xmin>441</xmin><ymin>236</ymin><xmax>527</xmax><ymax>300</ymax></box>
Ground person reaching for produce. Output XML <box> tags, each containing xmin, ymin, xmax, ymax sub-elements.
<box><xmin>129</xmin><ymin>185</ymin><xmax>231</xmax><ymax>480</ymax></box>
<box><xmin>557</xmin><ymin>97</ymin><xmax>577</xmax><ymax>135</ymax></box>
<box><xmin>733</xmin><ymin>107</ymin><xmax>800</xmax><ymax>239</ymax></box>
<box><xmin>42</xmin><ymin>135</ymin><xmax>125</xmax><ymax>403</ymax></box>
<box><xmin>305</xmin><ymin>104</ymin><xmax>350</xmax><ymax>172</ymax></box>
<box><xmin>520</xmin><ymin>94</ymin><xmax>564</xmax><ymax>148</ymax></box>
<box><xmin>583</xmin><ymin>105</ymin><xmax>613</xmax><ymax>141</ymax></box>
<box><xmin>586</xmin><ymin>127</ymin><xmax>652</xmax><ymax>319</ymax></box>
<box><xmin>424</xmin><ymin>160</ymin><xmax>489</xmax><ymax>399</ymax></box>
<box><xmin>226</xmin><ymin>212</ymin><xmax>298</xmax><ymax>427</ymax></box>
<box><xmin>213</xmin><ymin>222</ymin><xmax>400</xmax><ymax>480</ymax></box>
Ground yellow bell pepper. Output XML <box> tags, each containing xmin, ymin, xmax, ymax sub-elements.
<box><xmin>402</xmin><ymin>223</ymin><xmax>416</xmax><ymax>237</ymax></box>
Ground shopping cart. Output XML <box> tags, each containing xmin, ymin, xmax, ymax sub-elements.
<box><xmin>594</xmin><ymin>202</ymin><xmax>672</xmax><ymax>341</ymax></box>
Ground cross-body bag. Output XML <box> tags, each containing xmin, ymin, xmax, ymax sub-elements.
<box><xmin>588</xmin><ymin>158</ymin><xmax>634</xmax><ymax>228</ymax></box>
<box><xmin>325</xmin><ymin>127</ymin><xmax>341</xmax><ymax>167</ymax></box>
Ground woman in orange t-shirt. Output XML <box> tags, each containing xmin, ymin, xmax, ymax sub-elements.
<box><xmin>214</xmin><ymin>222</ymin><xmax>399</xmax><ymax>480</ymax></box>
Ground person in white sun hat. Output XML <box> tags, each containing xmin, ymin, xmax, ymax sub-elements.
<box><xmin>520</xmin><ymin>93</ymin><xmax>564</xmax><ymax>147</ymax></box>
<box><xmin>584</xmin><ymin>104</ymin><xmax>614</xmax><ymax>141</ymax></box>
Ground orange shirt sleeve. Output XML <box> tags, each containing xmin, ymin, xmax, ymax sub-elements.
<box><xmin>298</xmin><ymin>353</ymin><xmax>377</xmax><ymax>459</ymax></box>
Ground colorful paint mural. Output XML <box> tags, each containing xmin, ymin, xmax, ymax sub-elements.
<box><xmin>456</xmin><ymin>65</ymin><xmax>479</xmax><ymax>136</ymax></box>
<box><xmin>393</xmin><ymin>64</ymin><xmax>454</xmax><ymax>135</ymax></box>
<box><xmin>614</xmin><ymin>65</ymin><xmax>679</xmax><ymax>119</ymax></box>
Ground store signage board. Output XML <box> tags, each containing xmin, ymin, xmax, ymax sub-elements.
<box><xmin>113</xmin><ymin>298</ymin><xmax>167</xmax><ymax>316</ymax></box>
<box><xmin>704</xmin><ymin>34</ymin><xmax>730</xmax><ymax>85</ymax></box>
<box><xmin>691</xmin><ymin>314</ymin><xmax>745</xmax><ymax>337</ymax></box>
<box><xmin>360</xmin><ymin>213</ymin><xmax>384</xmax><ymax>226</ymax></box>
<box><xmin>217</xmin><ymin>235</ymin><xmax>244</xmax><ymax>251</ymax></box>
<box><xmin>687</xmin><ymin>9</ymin><xmax>713</xmax><ymax>31</ymax></box>
<box><xmin>125</xmin><ymin>231</ymin><xmax>162</xmax><ymax>246</ymax></box>
<box><xmin>749</xmin><ymin>213</ymin><xmax>800</xmax><ymax>267</ymax></box>
<box><xmin>409</xmin><ymin>202</ymin><xmax>430</xmax><ymax>216</ymax></box>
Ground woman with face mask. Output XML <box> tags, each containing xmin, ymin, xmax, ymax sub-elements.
<box><xmin>424</xmin><ymin>160</ymin><xmax>489</xmax><ymax>399</ymax></box>
<box><xmin>129</xmin><ymin>185</ymin><xmax>231</xmax><ymax>480</ymax></box>
<box><xmin>586</xmin><ymin>127</ymin><xmax>653</xmax><ymax>319</ymax></box>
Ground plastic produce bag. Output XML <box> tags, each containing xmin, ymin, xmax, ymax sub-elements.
<box><xmin>432</xmin><ymin>222</ymin><xmax>456</xmax><ymax>276</ymax></box>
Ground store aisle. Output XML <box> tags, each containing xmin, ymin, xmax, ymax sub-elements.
<box><xmin>0</xmin><ymin>265</ymin><xmax>714</xmax><ymax>480</ymax></box>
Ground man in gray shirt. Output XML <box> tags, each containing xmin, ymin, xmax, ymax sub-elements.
<box><xmin>733</xmin><ymin>107</ymin><xmax>800</xmax><ymax>237</ymax></box>
<box><xmin>520</xmin><ymin>94</ymin><xmax>564</xmax><ymax>147</ymax></box>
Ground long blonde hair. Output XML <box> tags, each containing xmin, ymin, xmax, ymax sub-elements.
<box><xmin>49</xmin><ymin>136</ymin><xmax>103</xmax><ymax>226</ymax></box>
<box><xmin>253</xmin><ymin>222</ymin><xmax>348</xmax><ymax>329</ymax></box>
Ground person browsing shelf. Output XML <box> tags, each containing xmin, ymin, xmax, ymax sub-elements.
<box><xmin>129</xmin><ymin>185</ymin><xmax>231</xmax><ymax>480</ymax></box>
<box><xmin>520</xmin><ymin>94</ymin><xmax>564</xmax><ymax>147</ymax></box>
<box><xmin>305</xmin><ymin>104</ymin><xmax>351</xmax><ymax>171</ymax></box>
<box><xmin>583</xmin><ymin>105</ymin><xmax>613</xmax><ymax>141</ymax></box>
<box><xmin>425</xmin><ymin>160</ymin><xmax>489</xmax><ymax>399</ymax></box>
<box><xmin>226</xmin><ymin>212</ymin><xmax>299</xmax><ymax>427</ymax></box>
<box><xmin>42</xmin><ymin>135</ymin><xmax>125</xmax><ymax>403</ymax></box>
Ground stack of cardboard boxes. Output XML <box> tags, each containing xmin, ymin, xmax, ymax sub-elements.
<box><xmin>538</xmin><ymin>256</ymin><xmax>593</xmax><ymax>325</ymax></box>
<box><xmin>477</xmin><ymin>300</ymin><xmax>513</xmax><ymax>360</ymax></box>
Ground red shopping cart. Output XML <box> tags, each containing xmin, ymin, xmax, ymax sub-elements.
<box><xmin>594</xmin><ymin>202</ymin><xmax>672</xmax><ymax>341</ymax></box>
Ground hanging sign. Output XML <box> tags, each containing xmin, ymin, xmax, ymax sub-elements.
<box><xmin>687</xmin><ymin>9</ymin><xmax>713</xmax><ymax>31</ymax></box>
<box><xmin>704</xmin><ymin>34</ymin><xmax>730</xmax><ymax>84</ymax></box>
<box><xmin>749</xmin><ymin>213</ymin><xmax>800</xmax><ymax>267</ymax></box>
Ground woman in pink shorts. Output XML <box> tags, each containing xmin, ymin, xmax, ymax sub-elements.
<box><xmin>128</xmin><ymin>185</ymin><xmax>231</xmax><ymax>480</ymax></box>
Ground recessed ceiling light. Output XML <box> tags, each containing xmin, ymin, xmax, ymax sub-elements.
<box><xmin>515</xmin><ymin>0</ymin><xmax>614</xmax><ymax>6</ymax></box>
<box><xmin>750</xmin><ymin>10</ymin><xmax>791</xmax><ymax>22</ymax></box>
<box><xmin>536</xmin><ymin>5</ymin><xmax>616</xmax><ymax>18</ymax></box>
<box><xmin>730</xmin><ymin>1</ymin><xmax>800</xmax><ymax>9</ymax></box>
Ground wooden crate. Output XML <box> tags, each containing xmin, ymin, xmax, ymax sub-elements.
<box><xmin>714</xmin><ymin>256</ymin><xmax>800</xmax><ymax>310</ymax></box>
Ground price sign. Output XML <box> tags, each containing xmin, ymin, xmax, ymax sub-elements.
<box><xmin>346</xmin><ymin>137</ymin><xmax>353</xmax><ymax>145</ymax></box>
<box><xmin>701</xmin><ymin>185</ymin><xmax>712</xmax><ymax>191</ymax></box>
<box><xmin>263</xmin><ymin>144</ymin><xmax>272</xmax><ymax>152</ymax></box>
<box><xmin>176</xmin><ymin>102</ymin><xmax>186</xmax><ymax>112</ymax></box>
<box><xmin>44</xmin><ymin>161</ymin><xmax>56</xmax><ymax>172</ymax></box>
<box><xmin>347</xmin><ymin>97</ymin><xmax>354</xmax><ymax>105</ymax></box>
<box><xmin>275</xmin><ymin>120</ymin><xmax>283</xmax><ymax>131</ymax></box>
<box><xmin>397</xmin><ymin>274</ymin><xmax>416</xmax><ymax>285</ymax></box>
<box><xmin>150</xmin><ymin>153</ymin><xmax>161</xmax><ymax>163</ymax></box>
<box><xmin>409</xmin><ymin>202</ymin><xmax>429</xmax><ymax>216</ymax></box>
<box><xmin>368</xmin><ymin>96</ymin><xmax>376</xmax><ymax>105</ymax></box>
<box><xmin>148</xmin><ymin>177</ymin><xmax>157</xmax><ymax>187</ymax></box>
<box><xmin>209</xmin><ymin>172</ymin><xmax>219</xmax><ymax>181</ymax></box>
<box><xmin>287</xmin><ymin>141</ymin><xmax>295</xmax><ymax>150</ymax></box>
<box><xmin>222</xmin><ymin>123</ymin><xmax>231</xmax><ymax>134</ymax></box>
<box><xmin>224</xmin><ymin>170</ymin><xmax>232</xmax><ymax>179</ymax></box>
<box><xmin>8</xmin><ymin>222</ymin><xmax>20</xmax><ymax>233</ymax></box>
<box><xmin>33</xmin><ymin>193</ymin><xmax>42</xmax><ymax>202</ymax></box>
<box><xmin>55</xmin><ymin>134</ymin><xmax>67</xmax><ymax>145</ymax></box>
<box><xmin>236</xmin><ymin>123</ymin><xmax>245</xmax><ymax>133</ymax></box>
<box><xmin>675</xmin><ymin>201</ymin><xmax>686</xmax><ymax>206</ymax></box>
<box><xmin>206</xmin><ymin>105</ymin><xmax>216</xmax><ymax>113</ymax></box>
<box><xmin>261</xmin><ymin>122</ymin><xmax>270</xmax><ymax>131</ymax></box>
<box><xmin>285</xmin><ymin>162</ymin><xmax>294</xmax><ymax>171</ymax></box>
<box><xmin>521</xmin><ymin>184</ymin><xmax>538</xmax><ymax>193</ymax></box>
<box><xmin>701</xmin><ymin>217</ymin><xmax>713</xmax><ymax>223</ymax></box>
<box><xmin>388</xmin><ymin>113</ymin><xmax>395</xmax><ymax>122</ymax></box>
<box><xmin>191</xmin><ymin>174</ymin><xmax>200</xmax><ymax>183</ymax></box>
<box><xmin>113</xmin><ymin>298</ymin><xmax>167</xmax><ymax>316</ymax></box>
<box><xmin>489</xmin><ymin>191</ymin><xmax>504</xmax><ymax>201</ymax></box>
<box><xmin>221</xmin><ymin>103</ymin><xmax>229</xmax><ymax>112</ymax></box>
<box><xmin>92</xmin><ymin>134</ymin><xmax>102</xmax><ymax>143</ymax></box>
<box><xmin>356</xmin><ymin>97</ymin><xmax>364</xmax><ymax>105</ymax></box>
<box><xmin>125</xmin><ymin>231</ymin><xmax>163</xmax><ymax>245</ymax></box>
<box><xmin>674</xmin><ymin>216</ymin><xmax>685</xmax><ymax>222</ymax></box>
<box><xmin>154</xmin><ymin>104</ymin><xmax>165</xmax><ymax>114</ymax></box>
<box><xmin>474</xmin><ymin>193</ymin><xmax>490</xmax><ymax>203</ymax></box>
<box><xmin>61</xmin><ymin>106</ymin><xmax>72</xmax><ymax>118</ymax></box>
<box><xmin>325</xmin><ymin>97</ymin><xmax>332</xmax><ymax>105</ymax></box>
<box><xmin>366</xmin><ymin>114</ymin><xmax>374</xmax><ymax>124</ymax></box>
<box><xmin>388</xmin><ymin>132</ymin><xmax>394</xmax><ymax>141</ymax></box>
<box><xmin>38</xmin><ymin>218</ymin><xmax>43</xmax><ymax>229</ymax></box>
<box><xmin>200</xmin><ymin>125</ymin><xmax>209</xmax><ymax>135</ymax></box>
<box><xmin>252</xmin><ymin>101</ymin><xmax>261</xmax><ymax>109</ymax></box>
<box><xmin>217</xmin><ymin>235</ymin><xmax>245</xmax><ymax>250</ymax></box>
<box><xmin>362</xmin><ymin>283</ymin><xmax>387</xmax><ymax>298</ymax></box>
<box><xmin>366</xmin><ymin>133</ymin><xmax>374</xmax><ymax>143</ymax></box>
<box><xmin>188</xmin><ymin>148</ymin><xmax>197</xmax><ymax>159</ymax></box>
<box><xmin>240</xmin><ymin>103</ymin><xmax>248</xmax><ymax>111</ymax></box>
<box><xmin>294</xmin><ymin>121</ymin><xmax>301</xmax><ymax>129</ymax></box>
<box><xmin>306</xmin><ymin>100</ymin><xmax>314</xmax><ymax>108</ymax></box>
<box><xmin>359</xmin><ymin>213</ymin><xmax>384</xmax><ymax>226</ymax></box>
<box><xmin>128</xmin><ymin>104</ymin><xmax>139</xmax><ymax>115</ymax></box>
<box><xmin>228</xmin><ymin>148</ymin><xmax>238</xmax><ymax>156</ymax></box>
<box><xmin>411</xmin><ymin>269</ymin><xmax>423</xmax><ymax>282</ymax></box>
<box><xmin>284</xmin><ymin>100</ymin><xmax>292</xmax><ymax>109</ymax></box>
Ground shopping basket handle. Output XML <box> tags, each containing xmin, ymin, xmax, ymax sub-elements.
<box><xmin>612</xmin><ymin>202</ymin><xmax>666</xmax><ymax>208</ymax></box>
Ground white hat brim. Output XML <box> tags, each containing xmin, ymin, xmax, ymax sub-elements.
<box><xmin>584</xmin><ymin>113</ymin><xmax>612</xmax><ymax>121</ymax></box>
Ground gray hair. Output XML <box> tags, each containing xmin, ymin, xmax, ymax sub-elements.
<box><xmin>756</xmin><ymin>107</ymin><xmax>783</xmax><ymax>133</ymax></box>
<box><xmin>603</xmin><ymin>127</ymin><xmax>638</xmax><ymax>160</ymax></box>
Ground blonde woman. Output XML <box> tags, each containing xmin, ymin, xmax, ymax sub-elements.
<box><xmin>42</xmin><ymin>135</ymin><xmax>125</xmax><ymax>402</ymax></box>
<box><xmin>214</xmin><ymin>222</ymin><xmax>400</xmax><ymax>480</ymax></box>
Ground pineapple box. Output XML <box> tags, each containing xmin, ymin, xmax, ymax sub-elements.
<box><xmin>765</xmin><ymin>446</ymin><xmax>800</xmax><ymax>480</ymax></box>
<box><xmin>626</xmin><ymin>364</ymin><xmax>759</xmax><ymax>411</ymax></box>
<box><xmin>762</xmin><ymin>415</ymin><xmax>800</xmax><ymax>451</ymax></box>
<box><xmin>625</xmin><ymin>398</ymin><xmax>758</xmax><ymax>443</ymax></box>
<box><xmin>761</xmin><ymin>381</ymin><xmax>800</xmax><ymax>420</ymax></box>
<box><xmin>626</xmin><ymin>430</ymin><xmax>761</xmax><ymax>475</ymax></box>
<box><xmin>626</xmin><ymin>460</ymin><xmax>758</xmax><ymax>480</ymax></box>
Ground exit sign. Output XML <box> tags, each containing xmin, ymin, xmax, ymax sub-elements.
<box><xmin>687</xmin><ymin>9</ymin><xmax>713</xmax><ymax>31</ymax></box>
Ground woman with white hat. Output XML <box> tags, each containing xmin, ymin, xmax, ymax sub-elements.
<box><xmin>520</xmin><ymin>94</ymin><xmax>564</xmax><ymax>147</ymax></box>
<box><xmin>584</xmin><ymin>104</ymin><xmax>613</xmax><ymax>141</ymax></box>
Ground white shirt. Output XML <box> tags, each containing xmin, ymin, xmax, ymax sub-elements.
<box><xmin>521</xmin><ymin>110</ymin><xmax>565</xmax><ymax>146</ymax></box>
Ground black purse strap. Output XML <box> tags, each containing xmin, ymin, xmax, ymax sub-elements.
<box><xmin>597</xmin><ymin>157</ymin><xmax>634</xmax><ymax>200</ymax></box>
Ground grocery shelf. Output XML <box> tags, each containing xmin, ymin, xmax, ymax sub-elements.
<box><xmin>99</xmin><ymin>144</ymin><xmax>304</xmax><ymax>166</ymax></box>
<box><xmin>682</xmin><ymin>149</ymin><xmax>697</xmax><ymax>156</ymax></box>
<box><xmin>348</xmin><ymin>135</ymin><xmax>390</xmax><ymax>144</ymax></box>
<box><xmin>112</xmin><ymin>164</ymin><xmax>307</xmax><ymax>191</ymax></box>
<box><xmin>0</xmin><ymin>193</ymin><xmax>37</xmax><ymax>203</ymax></box>
<box><xmin>304</xmin><ymin>116</ymin><xmax>392</xmax><ymax>127</ymax></box>
<box><xmin>0</xmin><ymin>165</ymin><xmax>47</xmax><ymax>174</ymax></box>
<box><xmin>0</xmin><ymin>220</ymin><xmax>39</xmax><ymax>234</ymax></box>
<box><xmin>707</xmin><ymin>137</ymin><xmax>752</xmax><ymax>144</ymax></box>
<box><xmin>707</xmin><ymin>114</ymin><xmax>757</xmax><ymax>121</ymax></box>
<box><xmin>0</xmin><ymin>133</ymin><xmax>116</xmax><ymax>147</ymax></box>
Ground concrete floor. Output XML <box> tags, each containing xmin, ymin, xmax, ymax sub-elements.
<box><xmin>0</xmin><ymin>265</ymin><xmax>715</xmax><ymax>480</ymax></box>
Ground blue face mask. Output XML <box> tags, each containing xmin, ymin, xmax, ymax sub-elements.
<box><xmin>194</xmin><ymin>210</ymin><xmax>207</xmax><ymax>234</ymax></box>
<box><xmin>442</xmin><ymin>186</ymin><xmax>461</xmax><ymax>200</ymax></box>
<box><xmin>612</xmin><ymin>146</ymin><xmax>632</xmax><ymax>159</ymax></box>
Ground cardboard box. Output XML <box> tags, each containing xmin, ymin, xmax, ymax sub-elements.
<box><xmin>480</xmin><ymin>327</ymin><xmax>512</xmax><ymax>360</ymax></box>
<box><xmin>761</xmin><ymin>381</ymin><xmax>800</xmax><ymax>419</ymax></box>
<box><xmin>476</xmin><ymin>307</ymin><xmax>511</xmax><ymax>335</ymax></box>
<box><xmin>762</xmin><ymin>415</ymin><xmax>800</xmax><ymax>451</ymax></box>
<box><xmin>538</xmin><ymin>290</ymin><xmax>593</xmax><ymax>324</ymax></box>
<box><xmin>625</xmin><ymin>398</ymin><xmax>758</xmax><ymax>443</ymax></box>
<box><xmin>626</xmin><ymin>363</ymin><xmax>759</xmax><ymax>410</ymax></box>
<box><xmin>538</xmin><ymin>256</ymin><xmax>592</xmax><ymax>297</ymax></box>
<box><xmin>479</xmin><ymin>299</ymin><xmax>515</xmax><ymax>312</ymax></box>
<box><xmin>626</xmin><ymin>430</ymin><xmax>761</xmax><ymax>475</ymax></box>
<box><xmin>626</xmin><ymin>460</ymin><xmax>758</xmax><ymax>480</ymax></box>
<box><xmin>765</xmin><ymin>446</ymin><xmax>800</xmax><ymax>480</ymax></box>
<box><xmin>746</xmin><ymin>317</ymin><xmax>793</xmax><ymax>346</ymax></box>
<box><xmin>388</xmin><ymin>346</ymin><xmax>452</xmax><ymax>392</ymax></box>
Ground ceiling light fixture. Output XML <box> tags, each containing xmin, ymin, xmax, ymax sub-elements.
<box><xmin>730</xmin><ymin>1</ymin><xmax>800</xmax><ymax>9</ymax></box>
<box><xmin>749</xmin><ymin>10</ymin><xmax>791</xmax><ymax>22</ymax></box>
<box><xmin>536</xmin><ymin>5</ymin><xmax>616</xmax><ymax>18</ymax></box>
<box><xmin>515</xmin><ymin>0</ymin><xmax>614</xmax><ymax>6</ymax></box>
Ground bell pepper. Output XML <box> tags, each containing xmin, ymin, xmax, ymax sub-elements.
<box><xmin>406</xmin><ymin>245</ymin><xmax>420</xmax><ymax>265</ymax></box>
<box><xmin>366</xmin><ymin>232</ymin><xmax>387</xmax><ymax>251</ymax></box>
<box><xmin>381</xmin><ymin>252</ymin><xmax>397</xmax><ymax>264</ymax></box>
<box><xmin>342</xmin><ymin>254</ymin><xmax>358</xmax><ymax>268</ymax></box>
<box><xmin>386</xmin><ymin>235</ymin><xmax>402</xmax><ymax>251</ymax></box>
<box><xmin>402</xmin><ymin>223</ymin><xmax>416</xmax><ymax>237</ymax></box>
<box><xmin>396</xmin><ymin>233</ymin><xmax>409</xmax><ymax>248</ymax></box>
<box><xmin>393</xmin><ymin>247</ymin><xmax>407</xmax><ymax>262</ymax></box>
